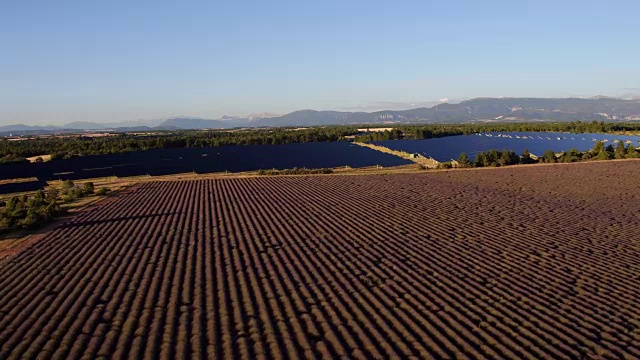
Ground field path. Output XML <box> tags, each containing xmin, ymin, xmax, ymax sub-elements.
<box><xmin>353</xmin><ymin>141</ymin><xmax>441</xmax><ymax>168</ymax></box>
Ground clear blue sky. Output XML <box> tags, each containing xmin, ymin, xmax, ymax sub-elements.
<box><xmin>1</xmin><ymin>0</ymin><xmax>639</xmax><ymax>125</ymax></box>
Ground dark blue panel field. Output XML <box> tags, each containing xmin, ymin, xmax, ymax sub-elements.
<box><xmin>0</xmin><ymin>181</ymin><xmax>47</xmax><ymax>195</ymax></box>
<box><xmin>0</xmin><ymin>142</ymin><xmax>411</xmax><ymax>193</ymax></box>
<box><xmin>374</xmin><ymin>132</ymin><xmax>640</xmax><ymax>162</ymax></box>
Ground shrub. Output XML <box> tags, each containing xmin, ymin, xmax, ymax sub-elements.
<box><xmin>520</xmin><ymin>149</ymin><xmax>537</xmax><ymax>164</ymax></box>
<box><xmin>500</xmin><ymin>149</ymin><xmax>519</xmax><ymax>165</ymax></box>
<box><xmin>4</xmin><ymin>197</ymin><xmax>18</xmax><ymax>211</ymax></box>
<box><xmin>47</xmin><ymin>188</ymin><xmax>59</xmax><ymax>202</ymax></box>
<box><xmin>540</xmin><ymin>150</ymin><xmax>557</xmax><ymax>163</ymax></box>
<box><xmin>72</xmin><ymin>187</ymin><xmax>84</xmax><ymax>198</ymax></box>
<box><xmin>83</xmin><ymin>182</ymin><xmax>95</xmax><ymax>195</ymax></box>
<box><xmin>62</xmin><ymin>179</ymin><xmax>75</xmax><ymax>189</ymax></box>
<box><xmin>594</xmin><ymin>149</ymin><xmax>612</xmax><ymax>160</ymax></box>
<box><xmin>0</xmin><ymin>217</ymin><xmax>12</xmax><ymax>233</ymax></box>
<box><xmin>16</xmin><ymin>213</ymin><xmax>38</xmax><ymax>229</ymax></box>
<box><xmin>256</xmin><ymin>167</ymin><xmax>333</xmax><ymax>176</ymax></box>
<box><xmin>559</xmin><ymin>148</ymin><xmax>581</xmax><ymax>163</ymax></box>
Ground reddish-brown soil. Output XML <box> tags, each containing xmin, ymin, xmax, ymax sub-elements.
<box><xmin>1</xmin><ymin>161</ymin><xmax>640</xmax><ymax>359</ymax></box>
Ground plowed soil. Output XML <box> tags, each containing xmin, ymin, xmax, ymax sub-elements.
<box><xmin>1</xmin><ymin>160</ymin><xmax>640</xmax><ymax>359</ymax></box>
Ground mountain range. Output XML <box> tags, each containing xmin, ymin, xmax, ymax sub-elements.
<box><xmin>2</xmin><ymin>97</ymin><xmax>640</xmax><ymax>135</ymax></box>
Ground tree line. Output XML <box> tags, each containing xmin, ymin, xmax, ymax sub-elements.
<box><xmin>462</xmin><ymin>121</ymin><xmax>640</xmax><ymax>135</ymax></box>
<box><xmin>0</xmin><ymin>126</ymin><xmax>359</xmax><ymax>164</ymax></box>
<box><xmin>0</xmin><ymin>180</ymin><xmax>108</xmax><ymax>235</ymax></box>
<box><xmin>398</xmin><ymin>121</ymin><xmax>640</xmax><ymax>139</ymax></box>
<box><xmin>354</xmin><ymin>126</ymin><xmax>466</xmax><ymax>142</ymax></box>
<box><xmin>0</xmin><ymin>190</ymin><xmax>61</xmax><ymax>234</ymax></box>
<box><xmin>451</xmin><ymin>140</ymin><xmax>639</xmax><ymax>169</ymax></box>
<box><xmin>256</xmin><ymin>167</ymin><xmax>334</xmax><ymax>176</ymax></box>
<box><xmin>2</xmin><ymin>121</ymin><xmax>640</xmax><ymax>165</ymax></box>
<box><xmin>352</xmin><ymin>121</ymin><xmax>640</xmax><ymax>143</ymax></box>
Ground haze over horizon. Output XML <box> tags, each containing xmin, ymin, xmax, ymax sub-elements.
<box><xmin>2</xmin><ymin>0</ymin><xmax>639</xmax><ymax>126</ymax></box>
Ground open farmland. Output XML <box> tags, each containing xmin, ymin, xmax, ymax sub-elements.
<box><xmin>1</xmin><ymin>161</ymin><xmax>640</xmax><ymax>359</ymax></box>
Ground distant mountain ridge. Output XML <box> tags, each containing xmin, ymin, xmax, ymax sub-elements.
<box><xmin>2</xmin><ymin>97</ymin><xmax>640</xmax><ymax>135</ymax></box>
<box><xmin>62</xmin><ymin>119</ymin><xmax>165</xmax><ymax>130</ymax></box>
<box><xmin>156</xmin><ymin>97</ymin><xmax>640</xmax><ymax>129</ymax></box>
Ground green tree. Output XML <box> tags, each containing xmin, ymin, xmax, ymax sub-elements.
<box><xmin>605</xmin><ymin>144</ymin><xmax>614</xmax><ymax>153</ymax></box>
<box><xmin>499</xmin><ymin>149</ymin><xmax>518</xmax><ymax>166</ymax></box>
<box><xmin>0</xmin><ymin>217</ymin><xmax>12</xmax><ymax>233</ymax></box>
<box><xmin>627</xmin><ymin>143</ymin><xmax>639</xmax><ymax>158</ymax></box>
<box><xmin>72</xmin><ymin>187</ymin><xmax>85</xmax><ymax>198</ymax></box>
<box><xmin>520</xmin><ymin>149</ymin><xmax>536</xmax><ymax>164</ymax></box>
<box><xmin>16</xmin><ymin>213</ymin><xmax>37</xmax><ymax>229</ymax></box>
<box><xmin>592</xmin><ymin>141</ymin><xmax>605</xmax><ymax>155</ymax></box>
<box><xmin>457</xmin><ymin>152</ymin><xmax>472</xmax><ymax>168</ymax></box>
<box><xmin>27</xmin><ymin>191</ymin><xmax>45</xmax><ymax>208</ymax></box>
<box><xmin>473</xmin><ymin>153</ymin><xmax>483</xmax><ymax>167</ymax></box>
<box><xmin>594</xmin><ymin>147</ymin><xmax>613</xmax><ymax>160</ymax></box>
<box><xmin>615</xmin><ymin>141</ymin><xmax>626</xmax><ymax>159</ymax></box>
<box><xmin>34</xmin><ymin>189</ymin><xmax>45</xmax><ymax>202</ymax></box>
<box><xmin>5</xmin><ymin>197</ymin><xmax>19</xmax><ymax>212</ymax></box>
<box><xmin>484</xmin><ymin>149</ymin><xmax>499</xmax><ymax>167</ymax></box>
<box><xmin>0</xmin><ymin>187</ymin><xmax>65</xmax><ymax>235</ymax></box>
<box><xmin>47</xmin><ymin>188</ymin><xmax>59</xmax><ymax>203</ymax></box>
<box><xmin>62</xmin><ymin>179</ymin><xmax>75</xmax><ymax>189</ymax></box>
<box><xmin>560</xmin><ymin>148</ymin><xmax>581</xmax><ymax>163</ymax></box>
<box><xmin>44</xmin><ymin>202</ymin><xmax>61</xmax><ymax>219</ymax></box>
<box><xmin>83</xmin><ymin>182</ymin><xmax>95</xmax><ymax>195</ymax></box>
<box><xmin>541</xmin><ymin>150</ymin><xmax>557</xmax><ymax>163</ymax></box>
